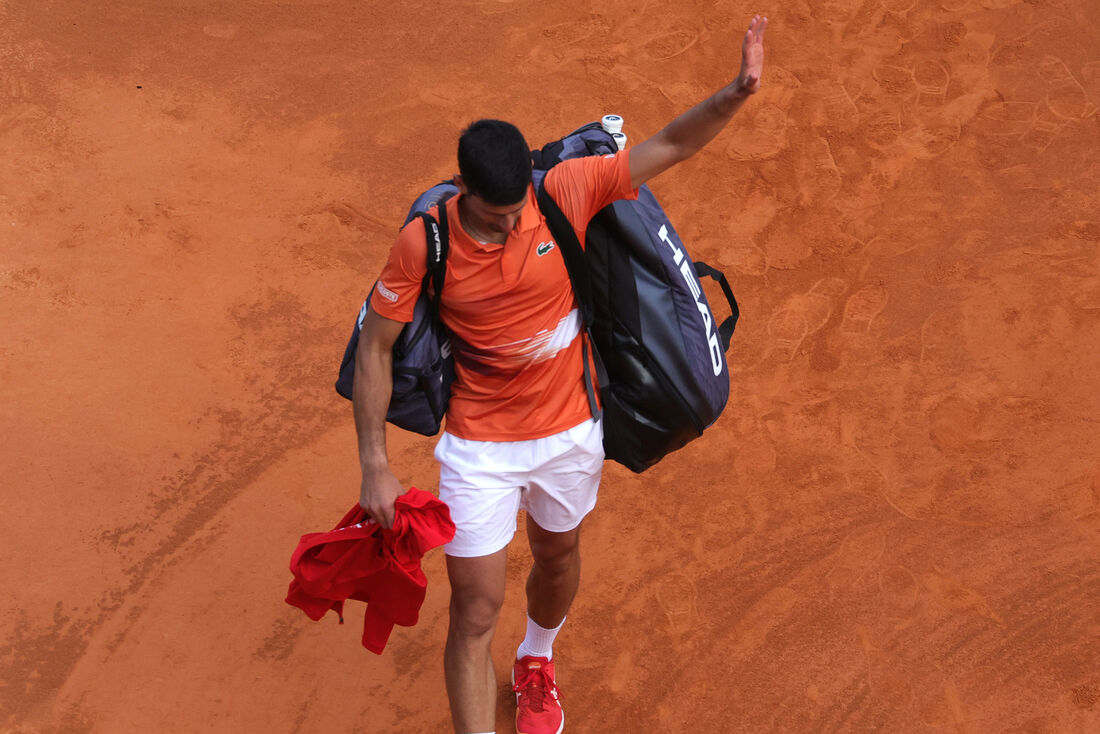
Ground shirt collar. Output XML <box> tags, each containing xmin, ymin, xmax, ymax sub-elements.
<box><xmin>516</xmin><ymin>183</ymin><xmax>541</xmax><ymax>233</ymax></box>
<box><xmin>451</xmin><ymin>183</ymin><xmax>541</xmax><ymax>251</ymax></box>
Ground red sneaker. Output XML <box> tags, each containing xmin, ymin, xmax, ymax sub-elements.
<box><xmin>512</xmin><ymin>655</ymin><xmax>564</xmax><ymax>734</ymax></box>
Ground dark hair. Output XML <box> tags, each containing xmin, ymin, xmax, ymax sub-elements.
<box><xmin>457</xmin><ymin>119</ymin><xmax>532</xmax><ymax>205</ymax></box>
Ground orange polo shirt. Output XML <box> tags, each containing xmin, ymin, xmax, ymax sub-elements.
<box><xmin>370</xmin><ymin>150</ymin><xmax>638</xmax><ymax>441</ymax></box>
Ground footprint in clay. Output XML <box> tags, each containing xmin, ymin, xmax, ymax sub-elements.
<box><xmin>809</xmin><ymin>80</ymin><xmax>860</xmax><ymax>130</ymax></box>
<box><xmin>804</xmin><ymin>277</ymin><xmax>849</xmax><ymax>332</ymax></box>
<box><xmin>973</xmin><ymin>99</ymin><xmax>1035</xmax><ymax>139</ymax></box>
<box><xmin>899</xmin><ymin>119</ymin><xmax>960</xmax><ymax>159</ymax></box>
<box><xmin>841</xmin><ymin>284</ymin><xmax>889</xmax><ymax>333</ymax></box>
<box><xmin>1019</xmin><ymin>101</ymin><xmax>1068</xmax><ymax>152</ymax></box>
<box><xmin>726</xmin><ymin>104</ymin><xmax>789</xmax><ymax>161</ymax></box>
<box><xmin>655</xmin><ymin>572</ymin><xmax>698</xmax><ymax>635</ymax></box>
<box><xmin>913</xmin><ymin>58</ymin><xmax>950</xmax><ymax>108</ymax></box>
<box><xmin>797</xmin><ymin>136</ymin><xmax>843</xmax><ymax>206</ymax></box>
<box><xmin>642</xmin><ymin>30</ymin><xmax>699</xmax><ymax>62</ymax></box>
<box><xmin>768</xmin><ymin>307</ymin><xmax>810</xmax><ymax>361</ymax></box>
<box><xmin>872</xmin><ymin>61</ymin><xmax>913</xmax><ymax>95</ymax></box>
<box><xmin>1039</xmin><ymin>55</ymin><xmax>1094</xmax><ymax>120</ymax></box>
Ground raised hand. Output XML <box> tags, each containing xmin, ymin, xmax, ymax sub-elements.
<box><xmin>735</xmin><ymin>15</ymin><xmax>768</xmax><ymax>95</ymax></box>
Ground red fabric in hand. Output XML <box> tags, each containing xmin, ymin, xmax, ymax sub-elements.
<box><xmin>285</xmin><ymin>487</ymin><xmax>455</xmax><ymax>653</ymax></box>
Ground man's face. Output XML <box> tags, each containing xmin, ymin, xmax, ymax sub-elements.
<box><xmin>464</xmin><ymin>194</ymin><xmax>527</xmax><ymax>237</ymax></box>
<box><xmin>454</xmin><ymin>174</ymin><xmax>527</xmax><ymax>239</ymax></box>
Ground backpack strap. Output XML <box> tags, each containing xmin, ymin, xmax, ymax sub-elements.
<box><xmin>693</xmin><ymin>260</ymin><xmax>739</xmax><ymax>351</ymax></box>
<box><xmin>536</xmin><ymin>179</ymin><xmax>607</xmax><ymax>423</ymax></box>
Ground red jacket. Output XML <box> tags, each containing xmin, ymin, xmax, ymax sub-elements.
<box><xmin>285</xmin><ymin>488</ymin><xmax>455</xmax><ymax>653</ymax></box>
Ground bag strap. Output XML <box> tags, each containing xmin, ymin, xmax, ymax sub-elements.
<box><xmin>536</xmin><ymin>180</ymin><xmax>606</xmax><ymax>423</ymax></box>
<box><xmin>693</xmin><ymin>260</ymin><xmax>739</xmax><ymax>351</ymax></box>
<box><xmin>432</xmin><ymin>201</ymin><xmax>450</xmax><ymax>315</ymax></box>
<box><xmin>413</xmin><ymin>202</ymin><xmax>450</xmax><ymax>317</ymax></box>
<box><xmin>388</xmin><ymin>208</ymin><xmax>450</xmax><ymax>360</ymax></box>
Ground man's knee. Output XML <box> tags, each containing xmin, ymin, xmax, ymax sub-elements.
<box><xmin>449</xmin><ymin>588</ymin><xmax>504</xmax><ymax>639</ymax></box>
<box><xmin>446</xmin><ymin>551</ymin><xmax>507</xmax><ymax>640</ymax></box>
<box><xmin>528</xmin><ymin>524</ymin><xmax>582</xmax><ymax>577</ymax></box>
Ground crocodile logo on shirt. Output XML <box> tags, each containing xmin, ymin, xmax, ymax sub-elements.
<box><xmin>536</xmin><ymin>241</ymin><xmax>556</xmax><ymax>256</ymax></box>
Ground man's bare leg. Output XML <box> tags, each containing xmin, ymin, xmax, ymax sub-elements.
<box><xmin>445</xmin><ymin>549</ymin><xmax>508</xmax><ymax>734</ymax></box>
<box><xmin>525</xmin><ymin>516</ymin><xmax>582</xmax><ymax>631</ymax></box>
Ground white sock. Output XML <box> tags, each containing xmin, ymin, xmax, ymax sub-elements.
<box><xmin>516</xmin><ymin>615</ymin><xmax>565</xmax><ymax>661</ymax></box>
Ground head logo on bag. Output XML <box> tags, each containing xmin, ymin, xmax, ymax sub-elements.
<box><xmin>657</xmin><ymin>224</ymin><xmax>723</xmax><ymax>377</ymax></box>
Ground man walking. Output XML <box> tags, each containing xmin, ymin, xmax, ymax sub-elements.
<box><xmin>354</xmin><ymin>16</ymin><xmax>767</xmax><ymax>734</ymax></box>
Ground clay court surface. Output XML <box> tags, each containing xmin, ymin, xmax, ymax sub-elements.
<box><xmin>3</xmin><ymin>0</ymin><xmax>1100</xmax><ymax>731</ymax></box>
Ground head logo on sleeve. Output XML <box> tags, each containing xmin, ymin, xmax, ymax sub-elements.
<box><xmin>377</xmin><ymin>282</ymin><xmax>399</xmax><ymax>303</ymax></box>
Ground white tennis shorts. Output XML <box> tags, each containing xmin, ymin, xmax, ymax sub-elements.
<box><xmin>434</xmin><ymin>418</ymin><xmax>604</xmax><ymax>558</ymax></box>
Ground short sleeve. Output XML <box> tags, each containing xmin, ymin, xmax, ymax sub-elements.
<box><xmin>542</xmin><ymin>150</ymin><xmax>639</xmax><ymax>235</ymax></box>
<box><xmin>369</xmin><ymin>216</ymin><xmax>429</xmax><ymax>323</ymax></box>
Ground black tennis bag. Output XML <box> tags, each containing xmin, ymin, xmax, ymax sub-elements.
<box><xmin>535</xmin><ymin>123</ymin><xmax>739</xmax><ymax>472</ymax></box>
<box><xmin>334</xmin><ymin>192</ymin><xmax>457</xmax><ymax>436</ymax></box>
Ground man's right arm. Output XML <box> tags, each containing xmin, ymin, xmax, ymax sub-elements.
<box><xmin>628</xmin><ymin>15</ymin><xmax>767</xmax><ymax>189</ymax></box>
<box><xmin>353</xmin><ymin>306</ymin><xmax>407</xmax><ymax>529</ymax></box>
